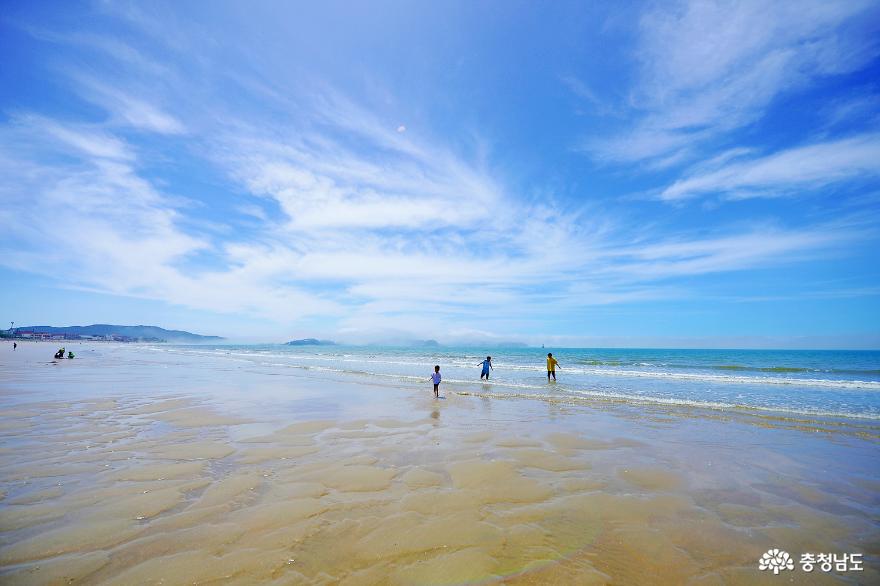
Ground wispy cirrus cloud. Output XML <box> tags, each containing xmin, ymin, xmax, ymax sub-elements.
<box><xmin>223</xmin><ymin>128</ymin><xmax>500</xmax><ymax>232</ymax></box>
<box><xmin>72</xmin><ymin>76</ymin><xmax>186</xmax><ymax>135</ymax></box>
<box><xmin>583</xmin><ymin>0</ymin><xmax>879</xmax><ymax>166</ymax></box>
<box><xmin>0</xmin><ymin>117</ymin><xmax>336</xmax><ymax>321</ymax></box>
<box><xmin>9</xmin><ymin>113</ymin><xmax>135</xmax><ymax>160</ymax></box>
<box><xmin>603</xmin><ymin>224</ymin><xmax>863</xmax><ymax>279</ymax></box>
<box><xmin>660</xmin><ymin>133</ymin><xmax>880</xmax><ymax>201</ymax></box>
<box><xmin>2</xmin><ymin>101</ymin><xmax>853</xmax><ymax>336</ymax></box>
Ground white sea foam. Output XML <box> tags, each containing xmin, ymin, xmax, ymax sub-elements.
<box><xmin>452</xmin><ymin>389</ymin><xmax>880</xmax><ymax>421</ymax></box>
<box><xmin>146</xmin><ymin>346</ymin><xmax>880</xmax><ymax>391</ymax></box>
<box><xmin>137</xmin><ymin>345</ymin><xmax>880</xmax><ymax>420</ymax></box>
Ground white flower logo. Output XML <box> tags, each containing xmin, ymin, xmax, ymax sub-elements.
<box><xmin>759</xmin><ymin>549</ymin><xmax>794</xmax><ymax>574</ymax></box>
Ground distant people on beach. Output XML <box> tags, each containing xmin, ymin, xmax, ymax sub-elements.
<box><xmin>430</xmin><ymin>365</ymin><xmax>441</xmax><ymax>398</ymax></box>
<box><xmin>54</xmin><ymin>348</ymin><xmax>65</xmax><ymax>359</ymax></box>
<box><xmin>12</xmin><ymin>342</ymin><xmax>16</xmax><ymax>350</ymax></box>
<box><xmin>547</xmin><ymin>352</ymin><xmax>560</xmax><ymax>381</ymax></box>
<box><xmin>478</xmin><ymin>356</ymin><xmax>493</xmax><ymax>380</ymax></box>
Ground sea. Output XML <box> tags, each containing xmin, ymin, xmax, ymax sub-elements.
<box><xmin>142</xmin><ymin>345</ymin><xmax>880</xmax><ymax>421</ymax></box>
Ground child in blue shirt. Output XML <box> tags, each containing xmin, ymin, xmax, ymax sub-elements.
<box><xmin>430</xmin><ymin>365</ymin><xmax>441</xmax><ymax>398</ymax></box>
<box><xmin>478</xmin><ymin>356</ymin><xmax>493</xmax><ymax>380</ymax></box>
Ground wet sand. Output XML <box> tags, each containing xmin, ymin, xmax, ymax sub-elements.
<box><xmin>1</xmin><ymin>342</ymin><xmax>878</xmax><ymax>584</ymax></box>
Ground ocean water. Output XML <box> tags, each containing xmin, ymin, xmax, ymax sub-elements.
<box><xmin>144</xmin><ymin>345</ymin><xmax>880</xmax><ymax>420</ymax></box>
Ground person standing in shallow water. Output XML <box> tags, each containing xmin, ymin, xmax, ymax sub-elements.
<box><xmin>547</xmin><ymin>352</ymin><xmax>560</xmax><ymax>381</ymax></box>
<box><xmin>430</xmin><ymin>365</ymin><xmax>441</xmax><ymax>398</ymax></box>
<box><xmin>478</xmin><ymin>356</ymin><xmax>493</xmax><ymax>380</ymax></box>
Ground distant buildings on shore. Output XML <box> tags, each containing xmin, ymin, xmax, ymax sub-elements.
<box><xmin>2</xmin><ymin>324</ymin><xmax>221</xmax><ymax>343</ymax></box>
<box><xmin>2</xmin><ymin>331</ymin><xmax>165</xmax><ymax>343</ymax></box>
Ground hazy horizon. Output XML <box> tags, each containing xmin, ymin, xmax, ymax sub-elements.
<box><xmin>7</xmin><ymin>323</ymin><xmax>880</xmax><ymax>351</ymax></box>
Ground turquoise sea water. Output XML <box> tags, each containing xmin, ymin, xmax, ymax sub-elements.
<box><xmin>145</xmin><ymin>345</ymin><xmax>880</xmax><ymax>420</ymax></box>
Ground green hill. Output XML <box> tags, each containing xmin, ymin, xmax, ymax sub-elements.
<box><xmin>12</xmin><ymin>324</ymin><xmax>223</xmax><ymax>342</ymax></box>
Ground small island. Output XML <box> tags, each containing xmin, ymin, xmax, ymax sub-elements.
<box><xmin>286</xmin><ymin>338</ymin><xmax>337</xmax><ymax>346</ymax></box>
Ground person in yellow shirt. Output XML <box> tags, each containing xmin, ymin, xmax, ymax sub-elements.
<box><xmin>546</xmin><ymin>352</ymin><xmax>560</xmax><ymax>381</ymax></box>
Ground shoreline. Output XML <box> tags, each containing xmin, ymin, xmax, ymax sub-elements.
<box><xmin>1</xmin><ymin>341</ymin><xmax>878</xmax><ymax>583</ymax></box>
<box><xmin>139</xmin><ymin>342</ymin><xmax>880</xmax><ymax>424</ymax></box>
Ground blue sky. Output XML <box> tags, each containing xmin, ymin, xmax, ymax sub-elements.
<box><xmin>1</xmin><ymin>0</ymin><xmax>879</xmax><ymax>347</ymax></box>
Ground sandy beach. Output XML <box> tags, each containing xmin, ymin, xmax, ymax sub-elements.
<box><xmin>0</xmin><ymin>341</ymin><xmax>877</xmax><ymax>584</ymax></box>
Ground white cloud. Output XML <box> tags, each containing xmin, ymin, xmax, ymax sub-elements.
<box><xmin>2</xmin><ymin>104</ymin><xmax>862</xmax><ymax>338</ymax></box>
<box><xmin>8</xmin><ymin>114</ymin><xmax>134</xmax><ymax>160</ymax></box>
<box><xmin>638</xmin><ymin>1</ymin><xmax>870</xmax><ymax>96</ymax></box>
<box><xmin>560</xmin><ymin>75</ymin><xmax>621</xmax><ymax>117</ymax></box>
<box><xmin>821</xmin><ymin>93</ymin><xmax>880</xmax><ymax>129</ymax></box>
<box><xmin>114</xmin><ymin>94</ymin><xmax>186</xmax><ymax>134</ymax></box>
<box><xmin>73</xmin><ymin>77</ymin><xmax>186</xmax><ymax>134</ymax></box>
<box><xmin>219</xmin><ymin>91</ymin><xmax>502</xmax><ymax>233</ymax></box>
<box><xmin>586</xmin><ymin>0</ymin><xmax>878</xmax><ymax>165</ymax></box>
<box><xmin>0</xmin><ymin>118</ymin><xmax>336</xmax><ymax>322</ymax></box>
<box><xmin>604</xmin><ymin>225</ymin><xmax>858</xmax><ymax>280</ymax></box>
<box><xmin>660</xmin><ymin>133</ymin><xmax>880</xmax><ymax>200</ymax></box>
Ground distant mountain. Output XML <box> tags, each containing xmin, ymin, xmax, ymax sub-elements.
<box><xmin>286</xmin><ymin>338</ymin><xmax>337</xmax><ymax>346</ymax></box>
<box><xmin>410</xmin><ymin>339</ymin><xmax>441</xmax><ymax>347</ymax></box>
<box><xmin>14</xmin><ymin>324</ymin><xmax>223</xmax><ymax>342</ymax></box>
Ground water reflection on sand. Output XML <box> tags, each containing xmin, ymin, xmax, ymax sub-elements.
<box><xmin>0</xmin><ymin>342</ymin><xmax>877</xmax><ymax>584</ymax></box>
